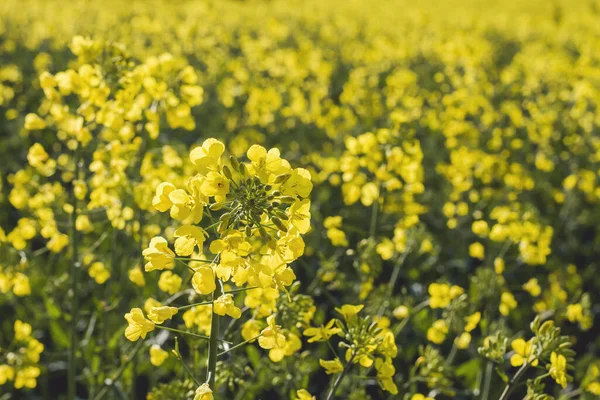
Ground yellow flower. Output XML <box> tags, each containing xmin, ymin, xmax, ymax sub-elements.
<box><xmin>12</xmin><ymin>273</ymin><xmax>31</xmax><ymax>296</ymax></box>
<box><xmin>455</xmin><ymin>332</ymin><xmax>471</xmax><ymax>349</ymax></box>
<box><xmin>47</xmin><ymin>233</ymin><xmax>69</xmax><ymax>253</ymax></box>
<box><xmin>213</xmin><ymin>294</ymin><xmax>242</xmax><ymax>319</ymax></box>
<box><xmin>128</xmin><ymin>267</ymin><xmax>146</xmax><ymax>287</ymax></box>
<box><xmin>14</xmin><ymin>366</ymin><xmax>40</xmax><ymax>389</ymax></box>
<box><xmin>167</xmin><ymin>188</ymin><xmax>196</xmax><ymax>221</ymax></box>
<box><xmin>428</xmin><ymin>283</ymin><xmax>464</xmax><ymax>309</ymax></box>
<box><xmin>143</xmin><ymin>237</ymin><xmax>176</xmax><ymax>271</ymax></box>
<box><xmin>334</xmin><ymin>304</ymin><xmax>364</xmax><ymax>320</ymax></box>
<box><xmin>522</xmin><ymin>278</ymin><xmax>541</xmax><ymax>297</ymax></box>
<box><xmin>258</xmin><ymin>315</ymin><xmax>286</xmax><ymax>350</ymax></box>
<box><xmin>281</xmin><ymin>168</ymin><xmax>313</xmax><ymax>198</ymax></box>
<box><xmin>549</xmin><ymin>352</ymin><xmax>567</xmax><ymax>388</ymax></box>
<box><xmin>464</xmin><ymin>312</ymin><xmax>481</xmax><ymax>332</ymax></box>
<box><xmin>494</xmin><ymin>258</ymin><xmax>505</xmax><ymax>274</ymax></box>
<box><xmin>392</xmin><ymin>305</ymin><xmax>409</xmax><ymax>319</ymax></box>
<box><xmin>288</xmin><ymin>199</ymin><xmax>311</xmax><ymax>234</ymax></box>
<box><xmin>303</xmin><ymin>319</ymin><xmax>341</xmax><ymax>343</ymax></box>
<box><xmin>26</xmin><ymin>338</ymin><xmax>44</xmax><ymax>363</ymax></box>
<box><xmin>148</xmin><ymin>306</ymin><xmax>178</xmax><ymax>324</ymax></box>
<box><xmin>411</xmin><ymin>394</ymin><xmax>434</xmax><ymax>400</ymax></box>
<box><xmin>586</xmin><ymin>382</ymin><xmax>600</xmax><ymax>395</ymax></box>
<box><xmin>27</xmin><ymin>143</ymin><xmax>49</xmax><ymax>166</ymax></box>
<box><xmin>192</xmin><ymin>267</ymin><xmax>216</xmax><ymax>295</ymax></box>
<box><xmin>152</xmin><ymin>182</ymin><xmax>176</xmax><ymax>212</ymax></box>
<box><xmin>566</xmin><ymin>303</ymin><xmax>583</xmax><ymax>323</ymax></box>
<box><xmin>0</xmin><ymin>365</ymin><xmax>15</xmax><ymax>385</ymax></box>
<box><xmin>295</xmin><ymin>389</ymin><xmax>315</xmax><ymax>400</ymax></box>
<box><xmin>375</xmin><ymin>358</ymin><xmax>398</xmax><ymax>394</ymax></box>
<box><xmin>14</xmin><ymin>320</ymin><xmax>32</xmax><ymax>341</ymax></box>
<box><xmin>361</xmin><ymin>182</ymin><xmax>379</xmax><ymax>206</ymax></box>
<box><xmin>149</xmin><ymin>344</ymin><xmax>169</xmax><ymax>366</ymax></box>
<box><xmin>319</xmin><ymin>358</ymin><xmax>344</xmax><ymax>374</ymax></box>
<box><xmin>200</xmin><ymin>171</ymin><xmax>230</xmax><ymax>199</ymax></box>
<box><xmin>499</xmin><ymin>292</ymin><xmax>517</xmax><ymax>316</ymax></box>
<box><xmin>193</xmin><ymin>383</ymin><xmax>214</xmax><ymax>400</ymax></box>
<box><xmin>324</xmin><ymin>216</ymin><xmax>342</xmax><ymax>229</ymax></box>
<box><xmin>144</xmin><ymin>298</ymin><xmax>163</xmax><ymax>314</ymax></box>
<box><xmin>327</xmin><ymin>228</ymin><xmax>348</xmax><ymax>247</ymax></box>
<box><xmin>469</xmin><ymin>242</ymin><xmax>485</xmax><ymax>260</ymax></box>
<box><xmin>246</xmin><ymin>144</ymin><xmax>288</xmax><ymax>182</ymax></box>
<box><xmin>88</xmin><ymin>261</ymin><xmax>110</xmax><ymax>284</ymax></box>
<box><xmin>174</xmin><ymin>225</ymin><xmax>207</xmax><ymax>256</ymax></box>
<box><xmin>124</xmin><ymin>308</ymin><xmax>155</xmax><ymax>341</ymax></box>
<box><xmin>376</xmin><ymin>239</ymin><xmax>395</xmax><ymax>260</ymax></box>
<box><xmin>427</xmin><ymin>319</ymin><xmax>448</xmax><ymax>344</ymax></box>
<box><xmin>269</xmin><ymin>332</ymin><xmax>301</xmax><ymax>362</ymax></box>
<box><xmin>24</xmin><ymin>114</ymin><xmax>46</xmax><ymax>130</ymax></box>
<box><xmin>472</xmin><ymin>220</ymin><xmax>489</xmax><ymax>237</ymax></box>
<box><xmin>241</xmin><ymin>319</ymin><xmax>263</xmax><ymax>341</ymax></box>
<box><xmin>190</xmin><ymin>138</ymin><xmax>225</xmax><ymax>171</ymax></box>
<box><xmin>510</xmin><ymin>338</ymin><xmax>538</xmax><ymax>367</ymax></box>
<box><xmin>75</xmin><ymin>215</ymin><xmax>92</xmax><ymax>232</ymax></box>
<box><xmin>158</xmin><ymin>271</ymin><xmax>182</xmax><ymax>294</ymax></box>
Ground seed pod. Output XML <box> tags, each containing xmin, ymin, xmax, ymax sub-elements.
<box><xmin>274</xmin><ymin>173</ymin><xmax>291</xmax><ymax>184</ymax></box>
<box><xmin>251</xmin><ymin>210</ymin><xmax>262</xmax><ymax>221</ymax></box>
<box><xmin>539</xmin><ymin>320</ymin><xmax>554</xmax><ymax>335</ymax></box>
<box><xmin>210</xmin><ymin>203</ymin><xmax>224</xmax><ymax>211</ymax></box>
<box><xmin>275</xmin><ymin>211</ymin><xmax>289</xmax><ymax>221</ymax></box>
<box><xmin>222</xmin><ymin>165</ymin><xmax>233</xmax><ymax>180</ymax></box>
<box><xmin>245</xmin><ymin>225</ymin><xmax>252</xmax><ymax>237</ymax></box>
<box><xmin>229</xmin><ymin>155</ymin><xmax>240</xmax><ymax>171</ymax></box>
<box><xmin>259</xmin><ymin>227</ymin><xmax>269</xmax><ymax>243</ymax></box>
<box><xmin>239</xmin><ymin>163</ymin><xmax>248</xmax><ymax>177</ymax></box>
<box><xmin>272</xmin><ymin>216</ymin><xmax>288</xmax><ymax>232</ymax></box>
<box><xmin>219</xmin><ymin>212</ymin><xmax>231</xmax><ymax>222</ymax></box>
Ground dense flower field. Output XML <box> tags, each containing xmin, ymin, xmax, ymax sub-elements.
<box><xmin>1</xmin><ymin>0</ymin><xmax>600</xmax><ymax>399</ymax></box>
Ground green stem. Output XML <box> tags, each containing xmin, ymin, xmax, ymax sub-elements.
<box><xmin>175</xmin><ymin>258</ymin><xmax>214</xmax><ymax>263</ymax></box>
<box><xmin>326</xmin><ymin>354</ymin><xmax>354</xmax><ymax>400</ymax></box>
<box><xmin>393</xmin><ymin>300</ymin><xmax>429</xmax><ymax>337</ymax></box>
<box><xmin>368</xmin><ymin>196</ymin><xmax>380</xmax><ymax>238</ymax></box>
<box><xmin>498</xmin><ymin>363</ymin><xmax>530</xmax><ymax>400</ymax></box>
<box><xmin>224</xmin><ymin>286</ymin><xmax>258</xmax><ymax>294</ymax></box>
<box><xmin>155</xmin><ymin>326</ymin><xmax>230</xmax><ymax>343</ymax></box>
<box><xmin>93</xmin><ymin>341</ymin><xmax>143</xmax><ymax>400</ymax></box>
<box><xmin>481</xmin><ymin>360</ymin><xmax>493</xmax><ymax>400</ymax></box>
<box><xmin>388</xmin><ymin>249</ymin><xmax>409</xmax><ymax>297</ymax></box>
<box><xmin>560</xmin><ymin>389</ymin><xmax>581</xmax><ymax>399</ymax></box>
<box><xmin>207</xmin><ymin>278</ymin><xmax>223</xmax><ymax>388</ymax></box>
<box><xmin>68</xmin><ymin>151</ymin><xmax>81</xmax><ymax>400</ymax></box>
<box><xmin>178</xmin><ymin>301</ymin><xmax>213</xmax><ymax>310</ymax></box>
<box><xmin>218</xmin><ymin>335</ymin><xmax>261</xmax><ymax>357</ymax></box>
<box><xmin>446</xmin><ymin>342</ymin><xmax>458</xmax><ymax>366</ymax></box>
<box><xmin>326</xmin><ymin>340</ymin><xmax>337</xmax><ymax>356</ymax></box>
<box><xmin>174</xmin><ymin>337</ymin><xmax>201</xmax><ymax>386</ymax></box>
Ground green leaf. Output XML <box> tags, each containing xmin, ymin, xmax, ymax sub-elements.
<box><xmin>50</xmin><ymin>320</ymin><xmax>70</xmax><ymax>349</ymax></box>
<box><xmin>108</xmin><ymin>325</ymin><xmax>126</xmax><ymax>349</ymax></box>
<box><xmin>495</xmin><ymin>366</ymin><xmax>509</xmax><ymax>383</ymax></box>
<box><xmin>44</xmin><ymin>297</ymin><xmax>62</xmax><ymax>319</ymax></box>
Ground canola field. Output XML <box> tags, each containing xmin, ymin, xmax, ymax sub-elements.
<box><xmin>1</xmin><ymin>0</ymin><xmax>600</xmax><ymax>399</ymax></box>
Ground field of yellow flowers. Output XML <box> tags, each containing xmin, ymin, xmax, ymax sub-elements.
<box><xmin>1</xmin><ymin>0</ymin><xmax>600</xmax><ymax>399</ymax></box>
